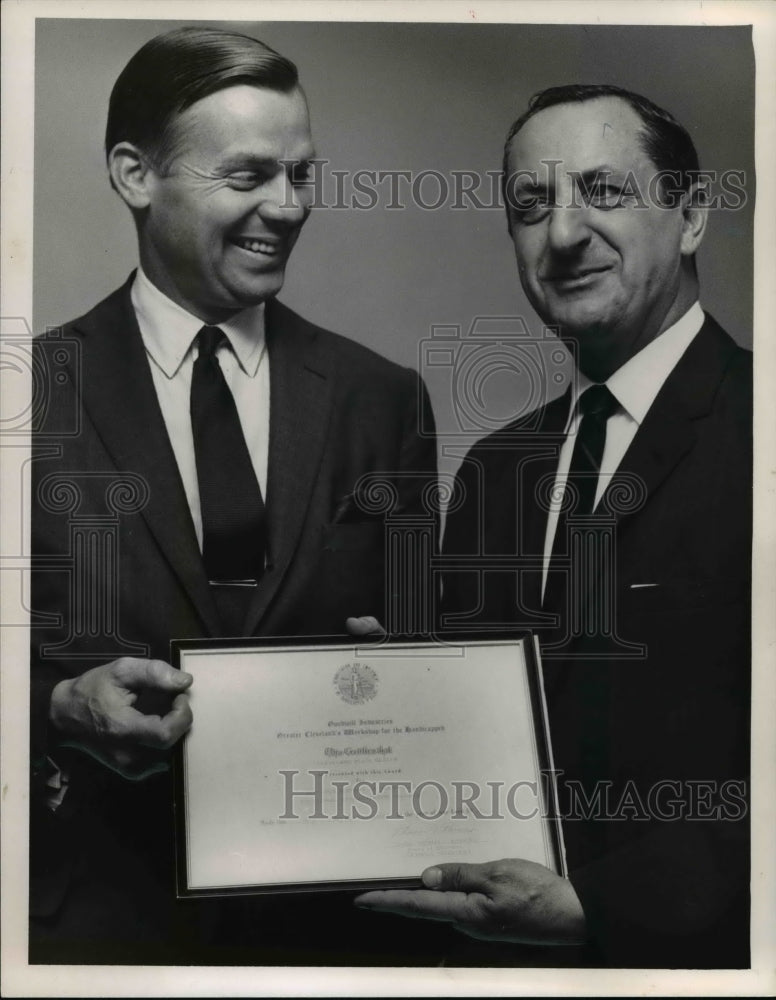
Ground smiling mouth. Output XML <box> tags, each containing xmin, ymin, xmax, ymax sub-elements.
<box><xmin>544</xmin><ymin>266</ymin><xmax>611</xmax><ymax>285</ymax></box>
<box><xmin>231</xmin><ymin>237</ymin><xmax>283</xmax><ymax>258</ymax></box>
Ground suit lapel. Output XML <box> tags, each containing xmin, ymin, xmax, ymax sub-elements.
<box><xmin>599</xmin><ymin>383</ymin><xmax>695</xmax><ymax>531</ymax></box>
<box><xmin>599</xmin><ymin>315</ymin><xmax>739</xmax><ymax>534</ymax></box>
<box><xmin>520</xmin><ymin>390</ymin><xmax>570</xmax><ymax>551</ymax></box>
<box><xmin>72</xmin><ymin>279</ymin><xmax>221</xmax><ymax>636</ymax></box>
<box><xmin>243</xmin><ymin>299</ymin><xmax>335</xmax><ymax>633</ymax></box>
<box><xmin>516</xmin><ymin>391</ymin><xmax>570</xmax><ymax>614</ymax></box>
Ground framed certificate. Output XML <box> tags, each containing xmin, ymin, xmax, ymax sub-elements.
<box><xmin>172</xmin><ymin>635</ymin><xmax>565</xmax><ymax>897</ymax></box>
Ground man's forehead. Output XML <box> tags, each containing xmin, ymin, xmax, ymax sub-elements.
<box><xmin>190</xmin><ymin>83</ymin><xmax>308</xmax><ymax>121</ymax></box>
<box><xmin>507</xmin><ymin>96</ymin><xmax>646</xmax><ymax>173</ymax></box>
<box><xmin>166</xmin><ymin>83</ymin><xmax>312</xmax><ymax>159</ymax></box>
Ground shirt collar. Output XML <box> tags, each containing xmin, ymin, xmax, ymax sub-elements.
<box><xmin>131</xmin><ymin>266</ymin><xmax>266</xmax><ymax>378</ymax></box>
<box><xmin>566</xmin><ymin>301</ymin><xmax>705</xmax><ymax>429</ymax></box>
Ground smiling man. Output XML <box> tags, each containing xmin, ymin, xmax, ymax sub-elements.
<box><xmin>29</xmin><ymin>27</ymin><xmax>439</xmax><ymax>965</ymax></box>
<box><xmin>357</xmin><ymin>85</ymin><xmax>751</xmax><ymax>968</ymax></box>
<box><xmin>115</xmin><ymin>83</ymin><xmax>314</xmax><ymax>319</ymax></box>
<box><xmin>507</xmin><ymin>92</ymin><xmax>705</xmax><ymax>380</ymax></box>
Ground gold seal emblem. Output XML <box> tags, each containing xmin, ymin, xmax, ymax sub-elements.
<box><xmin>334</xmin><ymin>662</ymin><xmax>378</xmax><ymax>705</ymax></box>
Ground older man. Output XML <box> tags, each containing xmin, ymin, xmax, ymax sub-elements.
<box><xmin>30</xmin><ymin>27</ymin><xmax>440</xmax><ymax>965</ymax></box>
<box><xmin>357</xmin><ymin>85</ymin><xmax>751</xmax><ymax>969</ymax></box>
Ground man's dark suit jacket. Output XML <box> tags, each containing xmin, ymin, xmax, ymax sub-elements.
<box><xmin>441</xmin><ymin>315</ymin><xmax>751</xmax><ymax>968</ymax></box>
<box><xmin>29</xmin><ymin>277</ymin><xmax>455</xmax><ymax>966</ymax></box>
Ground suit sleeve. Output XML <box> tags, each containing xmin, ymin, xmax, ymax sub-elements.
<box><xmin>390</xmin><ymin>372</ymin><xmax>439</xmax><ymax>635</ymax></box>
<box><xmin>568</xmin><ymin>806</ymin><xmax>750</xmax><ymax>967</ymax></box>
<box><xmin>396</xmin><ymin>371</ymin><xmax>438</xmax><ymax>506</ymax></box>
<box><xmin>29</xmin><ymin>341</ymin><xmax>74</xmax><ymax>782</ymax></box>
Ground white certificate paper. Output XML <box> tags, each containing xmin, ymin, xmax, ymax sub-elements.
<box><xmin>175</xmin><ymin>638</ymin><xmax>564</xmax><ymax>896</ymax></box>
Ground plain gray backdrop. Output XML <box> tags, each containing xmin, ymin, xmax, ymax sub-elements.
<box><xmin>34</xmin><ymin>19</ymin><xmax>754</xmax><ymax>449</ymax></box>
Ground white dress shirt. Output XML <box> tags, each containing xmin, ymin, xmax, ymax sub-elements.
<box><xmin>131</xmin><ymin>267</ymin><xmax>270</xmax><ymax>550</ymax></box>
<box><xmin>541</xmin><ymin>301</ymin><xmax>705</xmax><ymax>598</ymax></box>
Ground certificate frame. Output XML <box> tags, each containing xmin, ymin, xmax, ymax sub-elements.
<box><xmin>172</xmin><ymin>633</ymin><xmax>566</xmax><ymax>899</ymax></box>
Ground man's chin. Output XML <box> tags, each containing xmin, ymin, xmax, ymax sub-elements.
<box><xmin>550</xmin><ymin>318</ymin><xmax>615</xmax><ymax>358</ymax></box>
<box><xmin>544</xmin><ymin>301</ymin><xmax>620</xmax><ymax>337</ymax></box>
<box><xmin>231</xmin><ymin>270</ymin><xmax>287</xmax><ymax>307</ymax></box>
<box><xmin>192</xmin><ymin>273</ymin><xmax>287</xmax><ymax>322</ymax></box>
<box><xmin>557</xmin><ymin>324</ymin><xmax>634</xmax><ymax>380</ymax></box>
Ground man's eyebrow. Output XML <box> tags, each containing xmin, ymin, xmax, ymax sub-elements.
<box><xmin>511</xmin><ymin>176</ymin><xmax>552</xmax><ymax>194</ymax></box>
<box><xmin>218</xmin><ymin>153</ymin><xmax>317</xmax><ymax>171</ymax></box>
<box><xmin>567</xmin><ymin>165</ymin><xmax>623</xmax><ymax>183</ymax></box>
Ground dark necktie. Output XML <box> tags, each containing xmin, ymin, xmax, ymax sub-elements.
<box><xmin>190</xmin><ymin>325</ymin><xmax>266</xmax><ymax>595</ymax></box>
<box><xmin>543</xmin><ymin>383</ymin><xmax>619</xmax><ymax>621</ymax></box>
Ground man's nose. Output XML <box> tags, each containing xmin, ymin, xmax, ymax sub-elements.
<box><xmin>256</xmin><ymin>171</ymin><xmax>309</xmax><ymax>225</ymax></box>
<box><xmin>547</xmin><ymin>204</ymin><xmax>592</xmax><ymax>254</ymax></box>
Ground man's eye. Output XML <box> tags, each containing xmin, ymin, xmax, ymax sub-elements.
<box><xmin>227</xmin><ymin>172</ymin><xmax>264</xmax><ymax>190</ymax></box>
<box><xmin>286</xmin><ymin>160</ymin><xmax>315</xmax><ymax>184</ymax></box>
<box><xmin>586</xmin><ymin>183</ymin><xmax>627</xmax><ymax>209</ymax></box>
<box><xmin>511</xmin><ymin>194</ymin><xmax>553</xmax><ymax>224</ymax></box>
<box><xmin>288</xmin><ymin>165</ymin><xmax>313</xmax><ymax>186</ymax></box>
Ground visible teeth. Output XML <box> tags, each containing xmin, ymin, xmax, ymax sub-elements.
<box><xmin>236</xmin><ymin>238</ymin><xmax>277</xmax><ymax>255</ymax></box>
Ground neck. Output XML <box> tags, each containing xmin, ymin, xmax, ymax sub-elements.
<box><xmin>136</xmin><ymin>252</ymin><xmax>244</xmax><ymax>326</ymax></box>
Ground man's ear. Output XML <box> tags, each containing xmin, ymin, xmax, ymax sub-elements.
<box><xmin>679</xmin><ymin>181</ymin><xmax>708</xmax><ymax>257</ymax></box>
<box><xmin>107</xmin><ymin>142</ymin><xmax>157</xmax><ymax>210</ymax></box>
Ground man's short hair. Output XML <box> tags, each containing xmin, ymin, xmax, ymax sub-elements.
<box><xmin>105</xmin><ymin>26</ymin><xmax>299</xmax><ymax>171</ymax></box>
<box><xmin>502</xmin><ymin>83</ymin><xmax>701</xmax><ymax>208</ymax></box>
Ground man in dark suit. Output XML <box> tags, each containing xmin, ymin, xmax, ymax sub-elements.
<box><xmin>356</xmin><ymin>85</ymin><xmax>751</xmax><ymax>968</ymax></box>
<box><xmin>29</xmin><ymin>26</ymin><xmax>443</xmax><ymax>965</ymax></box>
